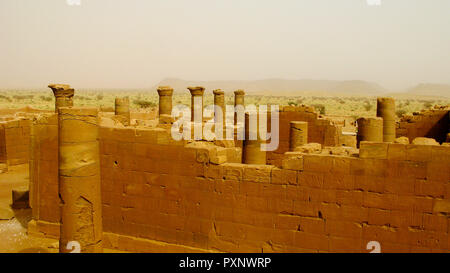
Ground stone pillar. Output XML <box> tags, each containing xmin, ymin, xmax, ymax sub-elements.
<box><xmin>114</xmin><ymin>97</ymin><xmax>130</xmax><ymax>126</ymax></box>
<box><xmin>377</xmin><ymin>97</ymin><xmax>396</xmax><ymax>142</ymax></box>
<box><xmin>234</xmin><ymin>90</ymin><xmax>245</xmax><ymax>125</ymax></box>
<box><xmin>289</xmin><ymin>121</ymin><xmax>308</xmax><ymax>151</ymax></box>
<box><xmin>356</xmin><ymin>117</ymin><xmax>383</xmax><ymax>147</ymax></box>
<box><xmin>188</xmin><ymin>86</ymin><xmax>205</xmax><ymax>122</ymax></box>
<box><xmin>49</xmin><ymin>84</ymin><xmax>74</xmax><ymax>113</ymax></box>
<box><xmin>58</xmin><ymin>107</ymin><xmax>102</xmax><ymax>253</ymax></box>
<box><xmin>243</xmin><ymin>112</ymin><xmax>266</xmax><ymax>164</ymax></box>
<box><xmin>29</xmin><ymin>122</ymin><xmax>35</xmax><ymax>214</ymax></box>
<box><xmin>213</xmin><ymin>89</ymin><xmax>225</xmax><ymax>138</ymax></box>
<box><xmin>157</xmin><ymin>86</ymin><xmax>174</xmax><ymax>117</ymax></box>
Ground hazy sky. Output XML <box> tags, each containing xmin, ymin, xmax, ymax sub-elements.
<box><xmin>1</xmin><ymin>0</ymin><xmax>450</xmax><ymax>90</ymax></box>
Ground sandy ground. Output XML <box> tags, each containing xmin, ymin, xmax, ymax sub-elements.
<box><xmin>0</xmin><ymin>164</ymin><xmax>58</xmax><ymax>253</ymax></box>
<box><xmin>0</xmin><ymin>164</ymin><xmax>128</xmax><ymax>253</ymax></box>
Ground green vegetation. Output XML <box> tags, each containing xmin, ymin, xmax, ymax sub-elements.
<box><xmin>396</xmin><ymin>109</ymin><xmax>407</xmax><ymax>118</ymax></box>
<box><xmin>0</xmin><ymin>89</ymin><xmax>447</xmax><ymax>119</ymax></box>
<box><xmin>363</xmin><ymin>101</ymin><xmax>373</xmax><ymax>111</ymax></box>
<box><xmin>423</xmin><ymin>101</ymin><xmax>433</xmax><ymax>109</ymax></box>
<box><xmin>312</xmin><ymin>104</ymin><xmax>326</xmax><ymax>115</ymax></box>
<box><xmin>40</xmin><ymin>95</ymin><xmax>53</xmax><ymax>102</ymax></box>
<box><xmin>133</xmin><ymin>99</ymin><xmax>156</xmax><ymax>109</ymax></box>
<box><xmin>13</xmin><ymin>95</ymin><xmax>34</xmax><ymax>100</ymax></box>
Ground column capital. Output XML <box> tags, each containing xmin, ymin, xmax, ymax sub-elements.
<box><xmin>188</xmin><ymin>86</ymin><xmax>205</xmax><ymax>96</ymax></box>
<box><xmin>234</xmin><ymin>89</ymin><xmax>245</xmax><ymax>96</ymax></box>
<box><xmin>48</xmin><ymin>84</ymin><xmax>74</xmax><ymax>98</ymax></box>
<box><xmin>213</xmin><ymin>89</ymin><xmax>224</xmax><ymax>96</ymax></box>
<box><xmin>157</xmin><ymin>86</ymin><xmax>174</xmax><ymax>96</ymax></box>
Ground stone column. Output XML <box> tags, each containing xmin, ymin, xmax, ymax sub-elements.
<box><xmin>234</xmin><ymin>90</ymin><xmax>245</xmax><ymax>125</ymax></box>
<box><xmin>356</xmin><ymin>117</ymin><xmax>383</xmax><ymax>147</ymax></box>
<box><xmin>114</xmin><ymin>97</ymin><xmax>130</xmax><ymax>126</ymax></box>
<box><xmin>213</xmin><ymin>89</ymin><xmax>225</xmax><ymax>138</ymax></box>
<box><xmin>157</xmin><ymin>86</ymin><xmax>174</xmax><ymax>117</ymax></box>
<box><xmin>58</xmin><ymin>107</ymin><xmax>102</xmax><ymax>253</ymax></box>
<box><xmin>289</xmin><ymin>121</ymin><xmax>308</xmax><ymax>151</ymax></box>
<box><xmin>243</xmin><ymin>112</ymin><xmax>266</xmax><ymax>164</ymax></box>
<box><xmin>29</xmin><ymin>122</ymin><xmax>36</xmax><ymax>215</ymax></box>
<box><xmin>49</xmin><ymin>84</ymin><xmax>74</xmax><ymax>113</ymax></box>
<box><xmin>188</xmin><ymin>86</ymin><xmax>205</xmax><ymax>122</ymax></box>
<box><xmin>376</xmin><ymin>97</ymin><xmax>396</xmax><ymax>142</ymax></box>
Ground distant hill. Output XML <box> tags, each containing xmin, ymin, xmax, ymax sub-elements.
<box><xmin>153</xmin><ymin>78</ymin><xmax>388</xmax><ymax>96</ymax></box>
<box><xmin>405</xmin><ymin>83</ymin><xmax>450</xmax><ymax>98</ymax></box>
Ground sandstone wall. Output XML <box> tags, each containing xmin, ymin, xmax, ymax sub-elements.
<box><xmin>0</xmin><ymin>119</ymin><xmax>31</xmax><ymax>166</ymax></box>
<box><xmin>29</xmin><ymin>115</ymin><xmax>450</xmax><ymax>252</ymax></box>
<box><xmin>0</xmin><ymin>126</ymin><xmax>6</xmax><ymax>164</ymax></box>
<box><xmin>131</xmin><ymin>110</ymin><xmax>157</xmax><ymax>121</ymax></box>
<box><xmin>267</xmin><ymin>106</ymin><xmax>342</xmax><ymax>166</ymax></box>
<box><xmin>397</xmin><ymin>107</ymin><xmax>450</xmax><ymax>143</ymax></box>
<box><xmin>29</xmin><ymin>114</ymin><xmax>59</xmax><ymax>230</ymax></box>
<box><xmin>0</xmin><ymin>107</ymin><xmax>52</xmax><ymax>116</ymax></box>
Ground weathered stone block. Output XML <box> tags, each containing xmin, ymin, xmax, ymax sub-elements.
<box><xmin>387</xmin><ymin>143</ymin><xmax>406</xmax><ymax>161</ymax></box>
<box><xmin>303</xmin><ymin>154</ymin><xmax>332</xmax><ymax>173</ymax></box>
<box><xmin>271</xmin><ymin>168</ymin><xmax>297</xmax><ymax>185</ymax></box>
<box><xmin>243</xmin><ymin>165</ymin><xmax>273</xmax><ymax>183</ymax></box>
<box><xmin>282</xmin><ymin>155</ymin><xmax>303</xmax><ymax>171</ymax></box>
<box><xmin>394</xmin><ymin>136</ymin><xmax>409</xmax><ymax>144</ymax></box>
<box><xmin>412</xmin><ymin>137</ymin><xmax>439</xmax><ymax>146</ymax></box>
<box><xmin>433</xmin><ymin>200</ymin><xmax>450</xmax><ymax>214</ymax></box>
<box><xmin>223</xmin><ymin>163</ymin><xmax>245</xmax><ymax>181</ymax></box>
<box><xmin>406</xmin><ymin>144</ymin><xmax>432</xmax><ymax>162</ymax></box>
<box><xmin>359</xmin><ymin>142</ymin><xmax>388</xmax><ymax>159</ymax></box>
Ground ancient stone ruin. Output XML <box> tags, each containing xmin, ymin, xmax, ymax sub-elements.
<box><xmin>0</xmin><ymin>86</ymin><xmax>449</xmax><ymax>253</ymax></box>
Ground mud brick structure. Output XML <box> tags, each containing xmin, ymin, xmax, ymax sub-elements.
<box><xmin>58</xmin><ymin>107</ymin><xmax>103</xmax><ymax>253</ymax></box>
<box><xmin>356</xmin><ymin>117</ymin><xmax>383</xmax><ymax>147</ymax></box>
<box><xmin>48</xmin><ymin>84</ymin><xmax>74</xmax><ymax>112</ymax></box>
<box><xmin>377</xmin><ymin>97</ymin><xmax>396</xmax><ymax>142</ymax></box>
<box><xmin>114</xmin><ymin>97</ymin><xmax>131</xmax><ymax>126</ymax></box>
<box><xmin>397</xmin><ymin>106</ymin><xmax>450</xmax><ymax>144</ymax></box>
<box><xmin>157</xmin><ymin>86</ymin><xmax>174</xmax><ymax>117</ymax></box>
<box><xmin>289</xmin><ymin>121</ymin><xmax>308</xmax><ymax>151</ymax></box>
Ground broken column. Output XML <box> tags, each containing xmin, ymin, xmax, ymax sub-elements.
<box><xmin>243</xmin><ymin>112</ymin><xmax>266</xmax><ymax>165</ymax></box>
<box><xmin>114</xmin><ymin>97</ymin><xmax>131</xmax><ymax>126</ymax></box>
<box><xmin>49</xmin><ymin>84</ymin><xmax>74</xmax><ymax>113</ymax></box>
<box><xmin>188</xmin><ymin>86</ymin><xmax>205</xmax><ymax>122</ymax></box>
<box><xmin>356</xmin><ymin>117</ymin><xmax>383</xmax><ymax>147</ymax></box>
<box><xmin>157</xmin><ymin>86</ymin><xmax>174</xmax><ymax>117</ymax></box>
<box><xmin>377</xmin><ymin>97</ymin><xmax>396</xmax><ymax>142</ymax></box>
<box><xmin>289</xmin><ymin>121</ymin><xmax>308</xmax><ymax>151</ymax></box>
<box><xmin>58</xmin><ymin>107</ymin><xmax>102</xmax><ymax>253</ymax></box>
<box><xmin>234</xmin><ymin>90</ymin><xmax>245</xmax><ymax>126</ymax></box>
